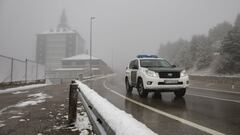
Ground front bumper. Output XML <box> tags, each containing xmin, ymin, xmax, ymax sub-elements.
<box><xmin>142</xmin><ymin>75</ymin><xmax>189</xmax><ymax>90</ymax></box>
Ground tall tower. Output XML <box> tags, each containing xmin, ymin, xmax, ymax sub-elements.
<box><xmin>58</xmin><ymin>9</ymin><xmax>69</xmax><ymax>29</ymax></box>
<box><xmin>36</xmin><ymin>10</ymin><xmax>85</xmax><ymax>72</ymax></box>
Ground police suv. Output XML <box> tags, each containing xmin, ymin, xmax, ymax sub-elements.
<box><xmin>125</xmin><ymin>55</ymin><xmax>189</xmax><ymax>97</ymax></box>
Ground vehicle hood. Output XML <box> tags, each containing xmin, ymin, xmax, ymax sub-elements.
<box><xmin>147</xmin><ymin>67</ymin><xmax>183</xmax><ymax>72</ymax></box>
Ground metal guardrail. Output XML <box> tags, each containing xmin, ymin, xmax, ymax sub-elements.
<box><xmin>68</xmin><ymin>81</ymin><xmax>115</xmax><ymax>135</ymax></box>
<box><xmin>189</xmin><ymin>75</ymin><xmax>240</xmax><ymax>85</ymax></box>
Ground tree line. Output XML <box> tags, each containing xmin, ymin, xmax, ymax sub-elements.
<box><xmin>158</xmin><ymin>14</ymin><xmax>240</xmax><ymax>74</ymax></box>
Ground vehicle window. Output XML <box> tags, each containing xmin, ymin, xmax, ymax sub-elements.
<box><xmin>129</xmin><ymin>60</ymin><xmax>135</xmax><ymax>69</ymax></box>
<box><xmin>140</xmin><ymin>59</ymin><xmax>172</xmax><ymax>68</ymax></box>
<box><xmin>134</xmin><ymin>60</ymin><xmax>139</xmax><ymax>69</ymax></box>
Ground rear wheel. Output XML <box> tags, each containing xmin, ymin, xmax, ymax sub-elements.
<box><xmin>174</xmin><ymin>88</ymin><xmax>186</xmax><ymax>97</ymax></box>
<box><xmin>125</xmin><ymin>78</ymin><xmax>133</xmax><ymax>94</ymax></box>
<box><xmin>137</xmin><ymin>78</ymin><xmax>148</xmax><ymax>98</ymax></box>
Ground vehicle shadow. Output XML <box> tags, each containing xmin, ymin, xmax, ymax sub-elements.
<box><xmin>125</xmin><ymin>92</ymin><xmax>186</xmax><ymax>110</ymax></box>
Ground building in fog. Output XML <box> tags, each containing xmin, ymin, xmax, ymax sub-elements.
<box><xmin>36</xmin><ymin>10</ymin><xmax>84</xmax><ymax>72</ymax></box>
<box><xmin>47</xmin><ymin>54</ymin><xmax>113</xmax><ymax>83</ymax></box>
<box><xmin>55</xmin><ymin>54</ymin><xmax>112</xmax><ymax>78</ymax></box>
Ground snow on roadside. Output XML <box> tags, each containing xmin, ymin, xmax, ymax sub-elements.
<box><xmin>0</xmin><ymin>123</ymin><xmax>5</xmax><ymax>128</ymax></box>
<box><xmin>75</xmin><ymin>80</ymin><xmax>157</xmax><ymax>135</ymax></box>
<box><xmin>8</xmin><ymin>116</ymin><xmax>21</xmax><ymax>119</ymax></box>
<box><xmin>12</xmin><ymin>91</ymin><xmax>29</xmax><ymax>94</ymax></box>
<box><xmin>0</xmin><ymin>120</ymin><xmax>5</xmax><ymax>128</ymax></box>
<box><xmin>75</xmin><ymin>112</ymin><xmax>92</xmax><ymax>134</ymax></box>
<box><xmin>0</xmin><ymin>92</ymin><xmax>52</xmax><ymax>116</ymax></box>
<box><xmin>16</xmin><ymin>93</ymin><xmax>52</xmax><ymax>107</ymax></box>
<box><xmin>0</xmin><ymin>84</ymin><xmax>49</xmax><ymax>94</ymax></box>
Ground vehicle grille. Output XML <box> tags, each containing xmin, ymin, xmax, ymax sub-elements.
<box><xmin>158</xmin><ymin>72</ymin><xmax>180</xmax><ymax>78</ymax></box>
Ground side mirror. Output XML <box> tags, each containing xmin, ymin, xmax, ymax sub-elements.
<box><xmin>172</xmin><ymin>64</ymin><xmax>177</xmax><ymax>68</ymax></box>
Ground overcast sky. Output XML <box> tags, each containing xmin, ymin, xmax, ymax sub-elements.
<box><xmin>0</xmin><ymin>0</ymin><xmax>240</xmax><ymax>72</ymax></box>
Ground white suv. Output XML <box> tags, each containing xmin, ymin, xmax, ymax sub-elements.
<box><xmin>125</xmin><ymin>55</ymin><xmax>189</xmax><ymax>97</ymax></box>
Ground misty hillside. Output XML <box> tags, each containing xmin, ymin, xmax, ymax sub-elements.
<box><xmin>159</xmin><ymin>14</ymin><xmax>240</xmax><ymax>75</ymax></box>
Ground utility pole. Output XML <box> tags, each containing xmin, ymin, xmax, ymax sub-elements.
<box><xmin>25</xmin><ymin>59</ymin><xmax>28</xmax><ymax>83</ymax></box>
<box><xmin>89</xmin><ymin>16</ymin><xmax>95</xmax><ymax>77</ymax></box>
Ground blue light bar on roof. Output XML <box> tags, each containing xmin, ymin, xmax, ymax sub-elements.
<box><xmin>137</xmin><ymin>55</ymin><xmax>158</xmax><ymax>58</ymax></box>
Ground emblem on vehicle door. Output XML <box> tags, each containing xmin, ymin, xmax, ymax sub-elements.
<box><xmin>168</xmin><ymin>73</ymin><xmax>173</xmax><ymax>77</ymax></box>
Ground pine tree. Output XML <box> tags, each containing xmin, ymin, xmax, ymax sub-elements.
<box><xmin>219</xmin><ymin>14</ymin><xmax>240</xmax><ymax>74</ymax></box>
<box><xmin>208</xmin><ymin>21</ymin><xmax>232</xmax><ymax>43</ymax></box>
<box><xmin>190</xmin><ymin>35</ymin><xmax>212</xmax><ymax>69</ymax></box>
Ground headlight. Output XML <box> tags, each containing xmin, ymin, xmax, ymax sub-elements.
<box><xmin>180</xmin><ymin>70</ymin><xmax>187</xmax><ymax>77</ymax></box>
<box><xmin>145</xmin><ymin>70</ymin><xmax>158</xmax><ymax>78</ymax></box>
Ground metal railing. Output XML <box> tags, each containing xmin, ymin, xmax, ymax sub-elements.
<box><xmin>189</xmin><ymin>75</ymin><xmax>240</xmax><ymax>88</ymax></box>
<box><xmin>0</xmin><ymin>54</ymin><xmax>45</xmax><ymax>84</ymax></box>
<box><xmin>68</xmin><ymin>81</ymin><xmax>115</xmax><ymax>135</ymax></box>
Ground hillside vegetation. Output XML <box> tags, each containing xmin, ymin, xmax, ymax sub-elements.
<box><xmin>159</xmin><ymin>14</ymin><xmax>240</xmax><ymax>75</ymax></box>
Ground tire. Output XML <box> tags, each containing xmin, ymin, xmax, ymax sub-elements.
<box><xmin>125</xmin><ymin>78</ymin><xmax>133</xmax><ymax>94</ymax></box>
<box><xmin>137</xmin><ymin>78</ymin><xmax>148</xmax><ymax>98</ymax></box>
<box><xmin>174</xmin><ymin>88</ymin><xmax>186</xmax><ymax>97</ymax></box>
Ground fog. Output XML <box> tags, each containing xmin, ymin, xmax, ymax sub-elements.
<box><xmin>0</xmin><ymin>0</ymin><xmax>240</xmax><ymax>73</ymax></box>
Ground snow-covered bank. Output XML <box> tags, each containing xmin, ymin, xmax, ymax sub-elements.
<box><xmin>188</xmin><ymin>68</ymin><xmax>240</xmax><ymax>77</ymax></box>
<box><xmin>75</xmin><ymin>80</ymin><xmax>157</xmax><ymax>135</ymax></box>
<box><xmin>0</xmin><ymin>84</ymin><xmax>49</xmax><ymax>94</ymax></box>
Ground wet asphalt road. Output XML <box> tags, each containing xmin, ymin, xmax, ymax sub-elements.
<box><xmin>85</xmin><ymin>75</ymin><xmax>240</xmax><ymax>135</ymax></box>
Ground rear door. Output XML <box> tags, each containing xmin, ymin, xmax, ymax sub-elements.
<box><xmin>130</xmin><ymin>60</ymin><xmax>138</xmax><ymax>86</ymax></box>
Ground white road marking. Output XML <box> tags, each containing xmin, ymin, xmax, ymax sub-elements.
<box><xmin>103</xmin><ymin>80</ymin><xmax>225</xmax><ymax>135</ymax></box>
<box><xmin>187</xmin><ymin>93</ymin><xmax>240</xmax><ymax>104</ymax></box>
<box><xmin>189</xmin><ymin>86</ymin><xmax>240</xmax><ymax>94</ymax></box>
<box><xmin>82</xmin><ymin>74</ymin><xmax>116</xmax><ymax>82</ymax></box>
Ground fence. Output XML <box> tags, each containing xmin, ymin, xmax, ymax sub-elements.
<box><xmin>0</xmin><ymin>54</ymin><xmax>45</xmax><ymax>84</ymax></box>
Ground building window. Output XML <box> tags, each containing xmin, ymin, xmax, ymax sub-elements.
<box><xmin>92</xmin><ymin>60</ymin><xmax>99</xmax><ymax>66</ymax></box>
<box><xmin>77</xmin><ymin>61</ymin><xmax>85</xmax><ymax>65</ymax></box>
<box><xmin>63</xmin><ymin>61</ymin><xmax>71</xmax><ymax>65</ymax></box>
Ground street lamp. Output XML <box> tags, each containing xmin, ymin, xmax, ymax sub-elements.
<box><xmin>90</xmin><ymin>16</ymin><xmax>95</xmax><ymax>77</ymax></box>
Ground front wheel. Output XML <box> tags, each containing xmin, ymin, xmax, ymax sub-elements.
<box><xmin>137</xmin><ymin>79</ymin><xmax>148</xmax><ymax>98</ymax></box>
<box><xmin>174</xmin><ymin>88</ymin><xmax>186</xmax><ymax>97</ymax></box>
<box><xmin>125</xmin><ymin>78</ymin><xmax>133</xmax><ymax>94</ymax></box>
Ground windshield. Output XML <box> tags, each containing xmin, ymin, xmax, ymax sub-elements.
<box><xmin>140</xmin><ymin>59</ymin><xmax>172</xmax><ymax>68</ymax></box>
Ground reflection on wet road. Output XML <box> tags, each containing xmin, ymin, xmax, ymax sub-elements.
<box><xmin>85</xmin><ymin>75</ymin><xmax>240</xmax><ymax>135</ymax></box>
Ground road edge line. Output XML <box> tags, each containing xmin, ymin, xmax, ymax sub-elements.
<box><xmin>103</xmin><ymin>80</ymin><xmax>225</xmax><ymax>135</ymax></box>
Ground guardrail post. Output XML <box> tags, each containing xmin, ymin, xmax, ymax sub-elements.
<box><xmin>69</xmin><ymin>81</ymin><xmax>78</xmax><ymax>125</ymax></box>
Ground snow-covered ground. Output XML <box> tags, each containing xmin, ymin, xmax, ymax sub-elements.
<box><xmin>16</xmin><ymin>93</ymin><xmax>52</xmax><ymax>107</ymax></box>
<box><xmin>76</xmin><ymin>80</ymin><xmax>157</xmax><ymax>135</ymax></box>
<box><xmin>0</xmin><ymin>92</ymin><xmax>52</xmax><ymax>116</ymax></box>
<box><xmin>75</xmin><ymin>112</ymin><xmax>92</xmax><ymax>135</ymax></box>
<box><xmin>0</xmin><ymin>84</ymin><xmax>49</xmax><ymax>94</ymax></box>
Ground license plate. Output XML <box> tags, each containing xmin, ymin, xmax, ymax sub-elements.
<box><xmin>164</xmin><ymin>80</ymin><xmax>178</xmax><ymax>84</ymax></box>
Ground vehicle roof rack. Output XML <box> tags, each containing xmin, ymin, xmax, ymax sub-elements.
<box><xmin>137</xmin><ymin>55</ymin><xmax>158</xmax><ymax>58</ymax></box>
